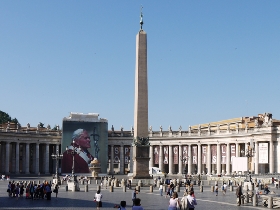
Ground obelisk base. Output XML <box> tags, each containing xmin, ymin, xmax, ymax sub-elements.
<box><xmin>133</xmin><ymin>146</ymin><xmax>151</xmax><ymax>179</ymax></box>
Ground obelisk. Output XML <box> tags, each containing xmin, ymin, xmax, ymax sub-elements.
<box><xmin>132</xmin><ymin>7</ymin><xmax>150</xmax><ymax>179</ymax></box>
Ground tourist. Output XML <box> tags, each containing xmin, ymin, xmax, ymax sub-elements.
<box><xmin>19</xmin><ymin>183</ymin><xmax>24</xmax><ymax>197</ymax></box>
<box><xmin>119</xmin><ymin>200</ymin><xmax>126</xmax><ymax>210</ymax></box>
<box><xmin>185</xmin><ymin>190</ymin><xmax>197</xmax><ymax>210</ymax></box>
<box><xmin>94</xmin><ymin>190</ymin><xmax>103</xmax><ymax>210</ymax></box>
<box><xmin>236</xmin><ymin>184</ymin><xmax>243</xmax><ymax>206</ymax></box>
<box><xmin>7</xmin><ymin>181</ymin><xmax>11</xmax><ymax>197</ymax></box>
<box><xmin>62</xmin><ymin>129</ymin><xmax>94</xmax><ymax>173</ymax></box>
<box><xmin>222</xmin><ymin>182</ymin><xmax>227</xmax><ymax>195</ymax></box>
<box><xmin>159</xmin><ymin>182</ymin><xmax>163</xmax><ymax>196</ymax></box>
<box><xmin>14</xmin><ymin>183</ymin><xmax>19</xmax><ymax>200</ymax></box>
<box><xmin>45</xmin><ymin>182</ymin><xmax>52</xmax><ymax>200</ymax></box>
<box><xmin>53</xmin><ymin>184</ymin><xmax>59</xmax><ymax>198</ymax></box>
<box><xmin>214</xmin><ymin>184</ymin><xmax>218</xmax><ymax>196</ymax></box>
<box><xmin>132</xmin><ymin>198</ymin><xmax>144</xmax><ymax>210</ymax></box>
<box><xmin>132</xmin><ymin>188</ymin><xmax>138</xmax><ymax>206</ymax></box>
<box><xmin>264</xmin><ymin>185</ymin><xmax>270</xmax><ymax>194</ymax></box>
<box><xmin>168</xmin><ymin>191</ymin><xmax>180</xmax><ymax>210</ymax></box>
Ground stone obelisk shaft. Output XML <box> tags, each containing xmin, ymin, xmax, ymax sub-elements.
<box><xmin>134</xmin><ymin>30</ymin><xmax>148</xmax><ymax>138</ymax></box>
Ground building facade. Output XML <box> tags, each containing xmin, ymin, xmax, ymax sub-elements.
<box><xmin>0</xmin><ymin>112</ymin><xmax>280</xmax><ymax>176</ymax></box>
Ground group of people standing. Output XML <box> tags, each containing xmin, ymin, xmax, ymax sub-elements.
<box><xmin>7</xmin><ymin>180</ymin><xmax>59</xmax><ymax>200</ymax></box>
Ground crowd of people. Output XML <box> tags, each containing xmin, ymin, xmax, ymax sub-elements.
<box><xmin>6</xmin><ymin>180</ymin><xmax>59</xmax><ymax>200</ymax></box>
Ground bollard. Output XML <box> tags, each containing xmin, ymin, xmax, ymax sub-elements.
<box><xmin>176</xmin><ymin>185</ymin><xmax>180</xmax><ymax>193</ymax></box>
<box><xmin>65</xmin><ymin>185</ymin><xmax>68</xmax><ymax>191</ymax></box>
<box><xmin>96</xmin><ymin>180</ymin><xmax>98</xmax><ymax>185</ymax></box>
<box><xmin>97</xmin><ymin>185</ymin><xmax>101</xmax><ymax>191</ymax></box>
<box><xmin>253</xmin><ymin>193</ymin><xmax>258</xmax><ymax>206</ymax></box>
<box><xmin>85</xmin><ymin>184</ymin><xmax>88</xmax><ymax>192</ymax></box>
<box><xmin>245</xmin><ymin>192</ymin><xmax>249</xmax><ymax>203</ymax></box>
<box><xmin>80</xmin><ymin>180</ymin><xmax>83</xmax><ymax>185</ymax></box>
<box><xmin>230</xmin><ymin>185</ymin><xmax>233</xmax><ymax>191</ymax></box>
<box><xmin>110</xmin><ymin>185</ymin><xmax>114</xmax><ymax>192</ymax></box>
<box><xmin>241</xmin><ymin>195</ymin><xmax>245</xmax><ymax>205</ymax></box>
<box><xmin>268</xmin><ymin>196</ymin><xmax>273</xmax><ymax>209</ymax></box>
<box><xmin>200</xmin><ymin>186</ymin><xmax>203</xmax><ymax>192</ymax></box>
<box><xmin>211</xmin><ymin>186</ymin><xmax>214</xmax><ymax>192</ymax></box>
<box><xmin>163</xmin><ymin>185</ymin><xmax>166</xmax><ymax>192</ymax></box>
<box><xmin>150</xmin><ymin>186</ymin><xmax>153</xmax><ymax>193</ymax></box>
<box><xmin>136</xmin><ymin>186</ymin><xmax>140</xmax><ymax>192</ymax></box>
<box><xmin>38</xmin><ymin>180</ymin><xmax>40</xmax><ymax>184</ymax></box>
<box><xmin>123</xmin><ymin>185</ymin><xmax>126</xmax><ymax>192</ymax></box>
<box><xmin>88</xmin><ymin>180</ymin><xmax>91</xmax><ymax>185</ymax></box>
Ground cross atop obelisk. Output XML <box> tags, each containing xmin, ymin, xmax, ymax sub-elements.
<box><xmin>132</xmin><ymin>6</ymin><xmax>150</xmax><ymax>179</ymax></box>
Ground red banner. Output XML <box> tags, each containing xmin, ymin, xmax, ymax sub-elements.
<box><xmin>114</xmin><ymin>145</ymin><xmax>120</xmax><ymax>163</ymax></box>
<box><xmin>173</xmin><ymin>146</ymin><xmax>178</xmax><ymax>164</ymax></box>
<box><xmin>211</xmin><ymin>145</ymin><xmax>217</xmax><ymax>164</ymax></box>
<box><xmin>154</xmin><ymin>146</ymin><xmax>159</xmax><ymax>164</ymax></box>
<box><xmin>182</xmin><ymin>145</ymin><xmax>188</xmax><ymax>159</ymax></box>
<box><xmin>202</xmin><ymin>146</ymin><xmax>207</xmax><ymax>164</ymax></box>
<box><xmin>230</xmin><ymin>144</ymin><xmax>236</xmax><ymax>163</ymax></box>
<box><xmin>124</xmin><ymin>146</ymin><xmax>130</xmax><ymax>164</ymax></box>
<box><xmin>221</xmin><ymin>144</ymin><xmax>227</xmax><ymax>164</ymax></box>
<box><xmin>163</xmin><ymin>146</ymin><xmax>169</xmax><ymax>164</ymax></box>
<box><xmin>192</xmin><ymin>146</ymin><xmax>197</xmax><ymax>164</ymax></box>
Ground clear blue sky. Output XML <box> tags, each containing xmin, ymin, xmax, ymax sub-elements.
<box><xmin>1</xmin><ymin>1</ymin><xmax>280</xmax><ymax>131</ymax></box>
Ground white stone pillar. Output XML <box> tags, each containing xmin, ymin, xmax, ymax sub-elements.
<box><xmin>25</xmin><ymin>143</ymin><xmax>30</xmax><ymax>174</ymax></box>
<box><xmin>178</xmin><ymin>145</ymin><xmax>182</xmax><ymax>174</ymax></box>
<box><xmin>45</xmin><ymin>144</ymin><xmax>49</xmax><ymax>174</ymax></box>
<box><xmin>149</xmin><ymin>145</ymin><xmax>153</xmax><ymax>168</ymax></box>
<box><xmin>188</xmin><ymin>145</ymin><xmax>192</xmax><ymax>174</ymax></box>
<box><xmin>1</xmin><ymin>144</ymin><xmax>5</xmax><ymax>172</ymax></box>
<box><xmin>207</xmin><ymin>144</ymin><xmax>211</xmax><ymax>175</ymax></box>
<box><xmin>217</xmin><ymin>144</ymin><xmax>221</xmax><ymax>175</ymax></box>
<box><xmin>226</xmin><ymin>143</ymin><xmax>230</xmax><ymax>175</ymax></box>
<box><xmin>269</xmin><ymin>140</ymin><xmax>274</xmax><ymax>174</ymax></box>
<box><xmin>159</xmin><ymin>145</ymin><xmax>163</xmax><ymax>172</ymax></box>
<box><xmin>120</xmin><ymin>145</ymin><xmax>124</xmax><ymax>174</ymax></box>
<box><xmin>129</xmin><ymin>146</ymin><xmax>133</xmax><ymax>173</ymax></box>
<box><xmin>110</xmin><ymin>145</ymin><xmax>114</xmax><ymax>174</ymax></box>
<box><xmin>236</xmin><ymin>143</ymin><xmax>239</xmax><ymax>157</ymax></box>
<box><xmin>255</xmin><ymin>141</ymin><xmax>259</xmax><ymax>174</ymax></box>
<box><xmin>35</xmin><ymin>143</ymin><xmax>40</xmax><ymax>174</ymax></box>
<box><xmin>197</xmin><ymin>144</ymin><xmax>201</xmax><ymax>174</ymax></box>
<box><xmin>15</xmin><ymin>142</ymin><xmax>20</xmax><ymax>174</ymax></box>
<box><xmin>168</xmin><ymin>145</ymin><xmax>173</xmax><ymax>174</ymax></box>
<box><xmin>5</xmin><ymin>142</ymin><xmax>10</xmax><ymax>174</ymax></box>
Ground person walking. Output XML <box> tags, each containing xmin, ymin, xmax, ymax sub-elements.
<box><xmin>94</xmin><ymin>190</ymin><xmax>103</xmax><ymax>210</ymax></box>
<box><xmin>236</xmin><ymin>184</ymin><xmax>243</xmax><ymax>206</ymax></box>
<box><xmin>132</xmin><ymin>188</ymin><xmax>138</xmax><ymax>206</ymax></box>
<box><xmin>168</xmin><ymin>192</ymin><xmax>180</xmax><ymax>210</ymax></box>
<box><xmin>214</xmin><ymin>184</ymin><xmax>218</xmax><ymax>196</ymax></box>
<box><xmin>53</xmin><ymin>184</ymin><xmax>59</xmax><ymax>198</ymax></box>
<box><xmin>222</xmin><ymin>182</ymin><xmax>227</xmax><ymax>195</ymax></box>
<box><xmin>183</xmin><ymin>190</ymin><xmax>197</xmax><ymax>210</ymax></box>
<box><xmin>159</xmin><ymin>183</ymin><xmax>163</xmax><ymax>196</ymax></box>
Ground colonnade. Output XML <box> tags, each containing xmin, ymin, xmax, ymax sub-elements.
<box><xmin>0</xmin><ymin>141</ymin><xmax>59</xmax><ymax>174</ymax></box>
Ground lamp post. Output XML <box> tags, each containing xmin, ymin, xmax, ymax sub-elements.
<box><xmin>241</xmin><ymin>141</ymin><xmax>255</xmax><ymax>182</ymax></box>
<box><xmin>180</xmin><ymin>156</ymin><xmax>189</xmax><ymax>178</ymax></box>
<box><xmin>51</xmin><ymin>149</ymin><xmax>63</xmax><ymax>184</ymax></box>
<box><xmin>66</xmin><ymin>140</ymin><xmax>81</xmax><ymax>177</ymax></box>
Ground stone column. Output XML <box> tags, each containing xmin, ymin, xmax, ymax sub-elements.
<box><xmin>197</xmin><ymin>144</ymin><xmax>201</xmax><ymax>174</ymax></box>
<box><xmin>45</xmin><ymin>144</ymin><xmax>49</xmax><ymax>174</ymax></box>
<box><xmin>25</xmin><ymin>143</ymin><xmax>30</xmax><ymax>174</ymax></box>
<box><xmin>236</xmin><ymin>143</ymin><xmax>239</xmax><ymax>157</ymax></box>
<box><xmin>1</xmin><ymin>144</ymin><xmax>5</xmax><ymax>172</ymax></box>
<box><xmin>15</xmin><ymin>142</ymin><xmax>20</xmax><ymax>174</ymax></box>
<box><xmin>188</xmin><ymin>145</ymin><xmax>192</xmax><ymax>174</ymax></box>
<box><xmin>120</xmin><ymin>145</ymin><xmax>124</xmax><ymax>174</ymax></box>
<box><xmin>217</xmin><ymin>143</ymin><xmax>221</xmax><ymax>175</ymax></box>
<box><xmin>5</xmin><ymin>142</ymin><xmax>10</xmax><ymax>174</ymax></box>
<box><xmin>254</xmin><ymin>141</ymin><xmax>259</xmax><ymax>174</ymax></box>
<box><xmin>110</xmin><ymin>145</ymin><xmax>114</xmax><ymax>174</ymax></box>
<box><xmin>178</xmin><ymin>145</ymin><xmax>182</xmax><ymax>174</ymax></box>
<box><xmin>149</xmin><ymin>145</ymin><xmax>153</xmax><ymax>168</ymax></box>
<box><xmin>130</xmin><ymin>146</ymin><xmax>133</xmax><ymax>173</ymax></box>
<box><xmin>269</xmin><ymin>140</ymin><xmax>274</xmax><ymax>174</ymax></box>
<box><xmin>159</xmin><ymin>145</ymin><xmax>163</xmax><ymax>172</ymax></box>
<box><xmin>35</xmin><ymin>143</ymin><xmax>40</xmax><ymax>174</ymax></box>
<box><xmin>226</xmin><ymin>143</ymin><xmax>230</xmax><ymax>175</ymax></box>
<box><xmin>168</xmin><ymin>145</ymin><xmax>173</xmax><ymax>174</ymax></box>
<box><xmin>207</xmin><ymin>144</ymin><xmax>211</xmax><ymax>175</ymax></box>
<box><xmin>11</xmin><ymin>143</ymin><xmax>16</xmax><ymax>173</ymax></box>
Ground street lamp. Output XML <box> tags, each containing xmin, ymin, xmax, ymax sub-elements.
<box><xmin>51</xmin><ymin>149</ymin><xmax>63</xmax><ymax>185</ymax></box>
<box><xmin>241</xmin><ymin>141</ymin><xmax>255</xmax><ymax>181</ymax></box>
<box><xmin>180</xmin><ymin>156</ymin><xmax>189</xmax><ymax>176</ymax></box>
<box><xmin>66</xmin><ymin>140</ymin><xmax>81</xmax><ymax>176</ymax></box>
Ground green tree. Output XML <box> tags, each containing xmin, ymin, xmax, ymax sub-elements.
<box><xmin>0</xmin><ymin>111</ymin><xmax>20</xmax><ymax>124</ymax></box>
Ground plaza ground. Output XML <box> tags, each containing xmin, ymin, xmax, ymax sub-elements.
<box><xmin>0</xmin><ymin>175</ymin><xmax>276</xmax><ymax>210</ymax></box>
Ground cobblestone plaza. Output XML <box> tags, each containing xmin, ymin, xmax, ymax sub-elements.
<box><xmin>0</xmin><ymin>175</ymin><xmax>274</xmax><ymax>210</ymax></box>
